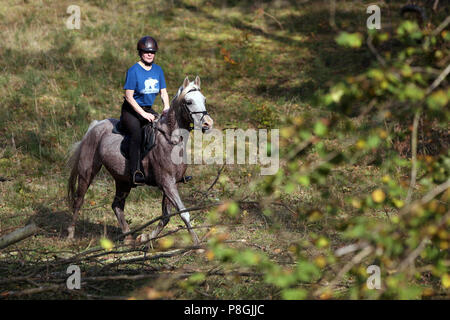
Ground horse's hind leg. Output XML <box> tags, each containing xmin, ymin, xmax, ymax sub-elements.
<box><xmin>67</xmin><ymin>164</ymin><xmax>101</xmax><ymax>239</ymax></box>
<box><xmin>67</xmin><ymin>176</ymin><xmax>91</xmax><ymax>239</ymax></box>
<box><xmin>112</xmin><ymin>181</ymin><xmax>132</xmax><ymax>244</ymax></box>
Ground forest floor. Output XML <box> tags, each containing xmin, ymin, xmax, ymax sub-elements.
<box><xmin>0</xmin><ymin>0</ymin><xmax>429</xmax><ymax>299</ymax></box>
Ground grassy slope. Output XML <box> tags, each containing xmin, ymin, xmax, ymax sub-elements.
<box><xmin>0</xmin><ymin>0</ymin><xmax>404</xmax><ymax>299</ymax></box>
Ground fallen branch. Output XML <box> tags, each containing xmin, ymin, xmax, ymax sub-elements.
<box><xmin>1</xmin><ymin>284</ymin><xmax>63</xmax><ymax>298</ymax></box>
<box><xmin>115</xmin><ymin>202</ymin><xmax>223</xmax><ymax>241</ymax></box>
<box><xmin>101</xmin><ymin>246</ymin><xmax>203</xmax><ymax>269</ymax></box>
<box><xmin>314</xmin><ymin>245</ymin><xmax>374</xmax><ymax>297</ymax></box>
<box><xmin>0</xmin><ymin>223</ymin><xmax>39</xmax><ymax>250</ymax></box>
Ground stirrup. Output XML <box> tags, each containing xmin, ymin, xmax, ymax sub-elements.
<box><xmin>133</xmin><ymin>170</ymin><xmax>146</xmax><ymax>185</ymax></box>
<box><xmin>182</xmin><ymin>175</ymin><xmax>192</xmax><ymax>183</ymax></box>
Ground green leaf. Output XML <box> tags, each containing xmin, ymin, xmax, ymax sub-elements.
<box><xmin>235</xmin><ymin>250</ymin><xmax>262</xmax><ymax>266</ymax></box>
<box><xmin>367</xmin><ymin>135</ymin><xmax>381</xmax><ymax>149</ymax></box>
<box><xmin>282</xmin><ymin>288</ymin><xmax>308</xmax><ymax>300</ymax></box>
<box><xmin>285</xmin><ymin>182</ymin><xmax>296</xmax><ymax>194</ymax></box>
<box><xmin>368</xmin><ymin>68</ymin><xmax>385</xmax><ymax>81</ymax></box>
<box><xmin>296</xmin><ymin>261</ymin><xmax>321</xmax><ymax>282</ymax></box>
<box><xmin>100</xmin><ymin>237</ymin><xmax>114</xmax><ymax>251</ymax></box>
<box><xmin>336</xmin><ymin>32</ymin><xmax>363</xmax><ymax>48</ymax></box>
<box><xmin>397</xmin><ymin>21</ymin><xmax>420</xmax><ymax>37</ymax></box>
<box><xmin>330</xmin><ymin>85</ymin><xmax>345</xmax><ymax>103</ymax></box>
<box><xmin>314</xmin><ymin>121</ymin><xmax>328</xmax><ymax>137</ymax></box>
<box><xmin>398</xmin><ymin>285</ymin><xmax>423</xmax><ymax>299</ymax></box>
<box><xmin>189</xmin><ymin>272</ymin><xmax>206</xmax><ymax>283</ymax></box>
<box><xmin>403</xmin><ymin>83</ymin><xmax>425</xmax><ymax>101</ymax></box>
<box><xmin>426</xmin><ymin>90</ymin><xmax>448</xmax><ymax>110</ymax></box>
<box><xmin>297</xmin><ymin>175</ymin><xmax>310</xmax><ymax>187</ymax></box>
<box><xmin>227</xmin><ymin>201</ymin><xmax>239</xmax><ymax>217</ymax></box>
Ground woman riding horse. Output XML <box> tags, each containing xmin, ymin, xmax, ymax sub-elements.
<box><xmin>122</xmin><ymin>36</ymin><xmax>170</xmax><ymax>185</ymax></box>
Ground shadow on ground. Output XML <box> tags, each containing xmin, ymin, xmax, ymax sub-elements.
<box><xmin>28</xmin><ymin>204</ymin><xmax>123</xmax><ymax>240</ymax></box>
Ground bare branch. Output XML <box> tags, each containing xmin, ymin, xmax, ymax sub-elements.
<box><xmin>405</xmin><ymin>109</ymin><xmax>421</xmax><ymax>204</ymax></box>
<box><xmin>431</xmin><ymin>15</ymin><xmax>450</xmax><ymax>37</ymax></box>
<box><xmin>426</xmin><ymin>63</ymin><xmax>450</xmax><ymax>95</ymax></box>
<box><xmin>314</xmin><ymin>245</ymin><xmax>374</xmax><ymax>297</ymax></box>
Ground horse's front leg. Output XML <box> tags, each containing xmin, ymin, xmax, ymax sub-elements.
<box><xmin>161</xmin><ymin>181</ymin><xmax>199</xmax><ymax>245</ymax></box>
<box><xmin>150</xmin><ymin>194</ymin><xmax>171</xmax><ymax>240</ymax></box>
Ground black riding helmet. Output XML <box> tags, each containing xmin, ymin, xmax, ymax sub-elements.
<box><xmin>137</xmin><ymin>36</ymin><xmax>158</xmax><ymax>53</ymax></box>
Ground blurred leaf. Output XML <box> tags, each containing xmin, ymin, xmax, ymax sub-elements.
<box><xmin>296</xmin><ymin>261</ymin><xmax>321</xmax><ymax>282</ymax></box>
<box><xmin>426</xmin><ymin>90</ymin><xmax>448</xmax><ymax>110</ymax></box>
<box><xmin>336</xmin><ymin>32</ymin><xmax>363</xmax><ymax>48</ymax></box>
<box><xmin>372</xmin><ymin>189</ymin><xmax>386</xmax><ymax>203</ymax></box>
<box><xmin>442</xmin><ymin>274</ymin><xmax>450</xmax><ymax>289</ymax></box>
<box><xmin>314</xmin><ymin>121</ymin><xmax>328</xmax><ymax>137</ymax></box>
<box><xmin>100</xmin><ymin>237</ymin><xmax>114</xmax><ymax>251</ymax></box>
<box><xmin>159</xmin><ymin>236</ymin><xmax>175</xmax><ymax>249</ymax></box>
<box><xmin>282</xmin><ymin>288</ymin><xmax>308</xmax><ymax>300</ymax></box>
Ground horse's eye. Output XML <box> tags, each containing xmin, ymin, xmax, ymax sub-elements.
<box><xmin>187</xmin><ymin>101</ymin><xmax>192</xmax><ymax>105</ymax></box>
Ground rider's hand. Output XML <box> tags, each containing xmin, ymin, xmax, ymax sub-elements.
<box><xmin>143</xmin><ymin>112</ymin><xmax>155</xmax><ymax>122</ymax></box>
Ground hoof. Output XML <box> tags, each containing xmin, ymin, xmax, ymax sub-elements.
<box><xmin>183</xmin><ymin>176</ymin><xmax>193</xmax><ymax>183</ymax></box>
<box><xmin>136</xmin><ymin>233</ymin><xmax>149</xmax><ymax>244</ymax></box>
<box><xmin>178</xmin><ymin>176</ymin><xmax>192</xmax><ymax>183</ymax></box>
<box><xmin>124</xmin><ymin>235</ymin><xmax>135</xmax><ymax>246</ymax></box>
<box><xmin>67</xmin><ymin>227</ymin><xmax>75</xmax><ymax>240</ymax></box>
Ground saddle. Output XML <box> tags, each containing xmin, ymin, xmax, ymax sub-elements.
<box><xmin>113</xmin><ymin>120</ymin><xmax>157</xmax><ymax>160</ymax></box>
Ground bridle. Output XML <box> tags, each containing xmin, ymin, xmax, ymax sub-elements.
<box><xmin>180</xmin><ymin>87</ymin><xmax>209</xmax><ymax>131</ymax></box>
<box><xmin>155</xmin><ymin>87</ymin><xmax>209</xmax><ymax>145</ymax></box>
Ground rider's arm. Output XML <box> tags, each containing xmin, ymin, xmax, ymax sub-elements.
<box><xmin>160</xmin><ymin>88</ymin><xmax>170</xmax><ymax>112</ymax></box>
<box><xmin>124</xmin><ymin>90</ymin><xmax>155</xmax><ymax>121</ymax></box>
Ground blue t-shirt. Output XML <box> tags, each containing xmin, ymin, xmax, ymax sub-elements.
<box><xmin>123</xmin><ymin>63</ymin><xmax>166</xmax><ymax>107</ymax></box>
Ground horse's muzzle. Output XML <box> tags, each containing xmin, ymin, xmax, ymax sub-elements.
<box><xmin>202</xmin><ymin>115</ymin><xmax>214</xmax><ymax>132</ymax></box>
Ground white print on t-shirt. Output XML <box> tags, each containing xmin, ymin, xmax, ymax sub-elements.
<box><xmin>141</xmin><ymin>78</ymin><xmax>159</xmax><ymax>94</ymax></box>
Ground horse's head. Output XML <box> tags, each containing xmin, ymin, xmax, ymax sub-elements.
<box><xmin>174</xmin><ymin>76</ymin><xmax>213</xmax><ymax>132</ymax></box>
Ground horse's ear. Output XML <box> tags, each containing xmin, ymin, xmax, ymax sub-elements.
<box><xmin>183</xmin><ymin>76</ymin><xmax>190</xmax><ymax>89</ymax></box>
<box><xmin>194</xmin><ymin>75</ymin><xmax>201</xmax><ymax>89</ymax></box>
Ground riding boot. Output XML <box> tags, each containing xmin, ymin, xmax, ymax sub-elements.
<box><xmin>130</xmin><ymin>148</ymin><xmax>146</xmax><ymax>186</ymax></box>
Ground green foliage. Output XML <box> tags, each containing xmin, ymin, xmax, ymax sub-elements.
<box><xmin>335</xmin><ymin>32</ymin><xmax>363</xmax><ymax>48</ymax></box>
<box><xmin>205</xmin><ymin>15</ymin><xmax>449</xmax><ymax>299</ymax></box>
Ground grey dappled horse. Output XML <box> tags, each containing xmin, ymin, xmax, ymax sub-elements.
<box><xmin>67</xmin><ymin>76</ymin><xmax>213</xmax><ymax>244</ymax></box>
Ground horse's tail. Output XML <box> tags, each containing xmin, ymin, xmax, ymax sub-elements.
<box><xmin>67</xmin><ymin>120</ymin><xmax>100</xmax><ymax>208</ymax></box>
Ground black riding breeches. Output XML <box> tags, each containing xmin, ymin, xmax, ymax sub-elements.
<box><xmin>120</xmin><ymin>100</ymin><xmax>156</xmax><ymax>175</ymax></box>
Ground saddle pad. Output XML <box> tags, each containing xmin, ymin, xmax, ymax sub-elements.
<box><xmin>113</xmin><ymin>121</ymin><xmax>157</xmax><ymax>160</ymax></box>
